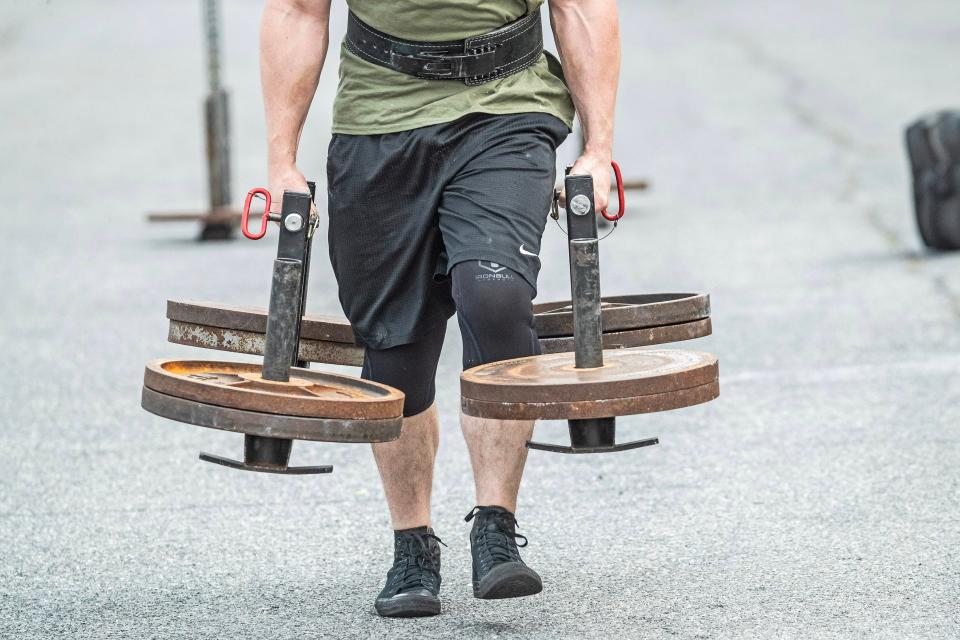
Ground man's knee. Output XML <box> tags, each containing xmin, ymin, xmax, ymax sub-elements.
<box><xmin>451</xmin><ymin>260</ymin><xmax>539</xmax><ymax>369</ymax></box>
<box><xmin>361</xmin><ymin>324</ymin><xmax>445</xmax><ymax>417</ymax></box>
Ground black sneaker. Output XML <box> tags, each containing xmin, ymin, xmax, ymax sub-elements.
<box><xmin>465</xmin><ymin>506</ymin><xmax>543</xmax><ymax>599</ymax></box>
<box><xmin>374</xmin><ymin>526</ymin><xmax>445</xmax><ymax>617</ymax></box>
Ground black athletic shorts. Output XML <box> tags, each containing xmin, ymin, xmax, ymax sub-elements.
<box><xmin>327</xmin><ymin>112</ymin><xmax>569</xmax><ymax>349</ymax></box>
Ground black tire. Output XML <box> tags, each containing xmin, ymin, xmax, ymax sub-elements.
<box><xmin>932</xmin><ymin>114</ymin><xmax>960</xmax><ymax>249</ymax></box>
<box><xmin>905</xmin><ymin>121</ymin><xmax>947</xmax><ymax>249</ymax></box>
<box><xmin>931</xmin><ymin>196</ymin><xmax>960</xmax><ymax>250</ymax></box>
<box><xmin>905</xmin><ymin>113</ymin><xmax>960</xmax><ymax>251</ymax></box>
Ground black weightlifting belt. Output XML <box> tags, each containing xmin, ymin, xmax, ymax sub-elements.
<box><xmin>345</xmin><ymin>10</ymin><xmax>544</xmax><ymax>85</ymax></box>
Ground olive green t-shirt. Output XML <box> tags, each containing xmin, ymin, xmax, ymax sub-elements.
<box><xmin>331</xmin><ymin>0</ymin><xmax>575</xmax><ymax>135</ymax></box>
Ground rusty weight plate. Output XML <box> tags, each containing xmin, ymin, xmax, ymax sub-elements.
<box><xmin>461</xmin><ymin>348</ymin><xmax>718</xmax><ymax>420</ymax></box>
<box><xmin>533</xmin><ymin>293</ymin><xmax>710</xmax><ymax>338</ymax></box>
<box><xmin>168</xmin><ymin>320</ymin><xmax>365</xmax><ymax>366</ymax></box>
<box><xmin>168</xmin><ymin>318</ymin><xmax>710</xmax><ymax>364</ymax></box>
<box><xmin>170</xmin><ymin>295</ymin><xmax>710</xmax><ymax>343</ymax></box>
<box><xmin>537</xmin><ymin>318</ymin><xmax>712</xmax><ymax>354</ymax></box>
<box><xmin>141</xmin><ymin>387</ymin><xmax>401</xmax><ymax>443</ymax></box>
<box><xmin>166</xmin><ymin>300</ymin><xmax>355</xmax><ymax>343</ymax></box>
<box><xmin>143</xmin><ymin>359</ymin><xmax>403</xmax><ymax>420</ymax></box>
<box><xmin>166</xmin><ymin>296</ymin><xmax>712</xmax><ymax>365</ymax></box>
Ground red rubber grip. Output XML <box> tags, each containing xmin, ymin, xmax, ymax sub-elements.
<box><xmin>601</xmin><ymin>161</ymin><xmax>626</xmax><ymax>222</ymax></box>
<box><xmin>241</xmin><ymin>188</ymin><xmax>271</xmax><ymax>240</ymax></box>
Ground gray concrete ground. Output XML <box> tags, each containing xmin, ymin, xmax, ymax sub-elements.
<box><xmin>1</xmin><ymin>1</ymin><xmax>958</xmax><ymax>638</ymax></box>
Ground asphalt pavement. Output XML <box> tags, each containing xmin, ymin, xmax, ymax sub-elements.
<box><xmin>1</xmin><ymin>1</ymin><xmax>958</xmax><ymax>638</ymax></box>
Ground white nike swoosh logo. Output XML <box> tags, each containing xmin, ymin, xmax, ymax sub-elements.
<box><xmin>519</xmin><ymin>244</ymin><xmax>538</xmax><ymax>257</ymax></box>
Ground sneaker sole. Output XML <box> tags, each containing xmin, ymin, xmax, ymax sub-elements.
<box><xmin>375</xmin><ymin>595</ymin><xmax>441</xmax><ymax>618</ymax></box>
<box><xmin>473</xmin><ymin>562</ymin><xmax>543</xmax><ymax>600</ymax></box>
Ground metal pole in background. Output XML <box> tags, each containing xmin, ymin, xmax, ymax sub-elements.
<box><xmin>199</xmin><ymin>0</ymin><xmax>234</xmax><ymax>239</ymax></box>
<box><xmin>146</xmin><ymin>0</ymin><xmax>241</xmax><ymax>239</ymax></box>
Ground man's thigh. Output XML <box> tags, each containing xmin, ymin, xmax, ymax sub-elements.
<box><xmin>326</xmin><ymin>130</ymin><xmax>454</xmax><ymax>350</ymax></box>
<box><xmin>437</xmin><ymin>112</ymin><xmax>570</xmax><ymax>293</ymax></box>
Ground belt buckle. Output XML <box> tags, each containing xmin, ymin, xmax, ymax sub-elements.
<box><xmin>390</xmin><ymin>48</ymin><xmax>458</xmax><ymax>78</ymax></box>
<box><xmin>427</xmin><ymin>48</ymin><xmax>497</xmax><ymax>80</ymax></box>
<box><xmin>391</xmin><ymin>47</ymin><xmax>496</xmax><ymax>80</ymax></box>
<box><xmin>419</xmin><ymin>51</ymin><xmax>459</xmax><ymax>77</ymax></box>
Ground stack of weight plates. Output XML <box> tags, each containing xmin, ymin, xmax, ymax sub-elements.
<box><xmin>533</xmin><ymin>293</ymin><xmax>711</xmax><ymax>353</ymax></box>
<box><xmin>165</xmin><ymin>293</ymin><xmax>711</xmax><ymax>365</ymax></box>
<box><xmin>166</xmin><ymin>300</ymin><xmax>364</xmax><ymax>366</ymax></box>
<box><xmin>141</xmin><ymin>358</ymin><xmax>404</xmax><ymax>443</ymax></box>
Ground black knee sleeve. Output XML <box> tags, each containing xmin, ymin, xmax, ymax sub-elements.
<box><xmin>361</xmin><ymin>323</ymin><xmax>445</xmax><ymax>417</ymax></box>
<box><xmin>451</xmin><ymin>260</ymin><xmax>540</xmax><ymax>370</ymax></box>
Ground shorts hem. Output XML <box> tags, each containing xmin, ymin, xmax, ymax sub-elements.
<box><xmin>445</xmin><ymin>247</ymin><xmax>540</xmax><ymax>294</ymax></box>
<box><xmin>353</xmin><ymin>319</ymin><xmax>451</xmax><ymax>351</ymax></box>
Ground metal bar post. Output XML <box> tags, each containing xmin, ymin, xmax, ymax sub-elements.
<box><xmin>528</xmin><ymin>169</ymin><xmax>659</xmax><ymax>454</ymax></box>
<box><xmin>222</xmin><ymin>188</ymin><xmax>315</xmax><ymax>469</ymax></box>
<box><xmin>261</xmin><ymin>190</ymin><xmax>313</xmax><ymax>381</ymax></box>
<box><xmin>198</xmin><ymin>187</ymin><xmax>328</xmax><ymax>473</ymax></box>
<box><xmin>565</xmin><ymin>173</ymin><xmax>617</xmax><ymax>447</ymax></box>
<box><xmin>564</xmin><ymin>174</ymin><xmax>605</xmax><ymax>368</ymax></box>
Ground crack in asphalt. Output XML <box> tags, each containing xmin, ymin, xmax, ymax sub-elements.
<box><xmin>932</xmin><ymin>275</ymin><xmax>960</xmax><ymax>320</ymax></box>
<box><xmin>729</xmin><ymin>33</ymin><xmax>858</xmax><ymax>152</ymax></box>
<box><xmin>730</xmin><ymin>31</ymin><xmax>960</xmax><ymax>322</ymax></box>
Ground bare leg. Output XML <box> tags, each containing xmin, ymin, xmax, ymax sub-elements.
<box><xmin>460</xmin><ymin>413</ymin><xmax>535</xmax><ymax>512</ymax></box>
<box><xmin>372</xmin><ymin>403</ymin><xmax>440</xmax><ymax>530</ymax></box>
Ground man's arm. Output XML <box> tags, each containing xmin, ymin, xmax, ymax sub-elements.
<box><xmin>260</xmin><ymin>0</ymin><xmax>332</xmax><ymax>209</ymax></box>
<box><xmin>549</xmin><ymin>0</ymin><xmax>621</xmax><ymax>211</ymax></box>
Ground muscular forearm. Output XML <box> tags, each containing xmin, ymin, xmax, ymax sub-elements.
<box><xmin>549</xmin><ymin>0</ymin><xmax>620</xmax><ymax>209</ymax></box>
<box><xmin>549</xmin><ymin>0</ymin><xmax>620</xmax><ymax>156</ymax></box>
<box><xmin>260</xmin><ymin>0</ymin><xmax>331</xmax><ymax>189</ymax></box>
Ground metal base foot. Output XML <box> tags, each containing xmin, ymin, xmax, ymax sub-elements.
<box><xmin>526</xmin><ymin>436</ymin><xmax>659</xmax><ymax>454</ymax></box>
<box><xmin>198</xmin><ymin>451</ymin><xmax>332</xmax><ymax>474</ymax></box>
<box><xmin>526</xmin><ymin>416</ymin><xmax>659</xmax><ymax>454</ymax></box>
<box><xmin>198</xmin><ymin>434</ymin><xmax>332</xmax><ymax>475</ymax></box>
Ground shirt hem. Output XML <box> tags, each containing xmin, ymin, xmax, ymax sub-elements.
<box><xmin>332</xmin><ymin>106</ymin><xmax>573</xmax><ymax>136</ymax></box>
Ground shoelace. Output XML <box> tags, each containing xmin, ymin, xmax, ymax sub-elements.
<box><xmin>395</xmin><ymin>531</ymin><xmax>446</xmax><ymax>592</ymax></box>
<box><xmin>465</xmin><ymin>507</ymin><xmax>528</xmax><ymax>564</ymax></box>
